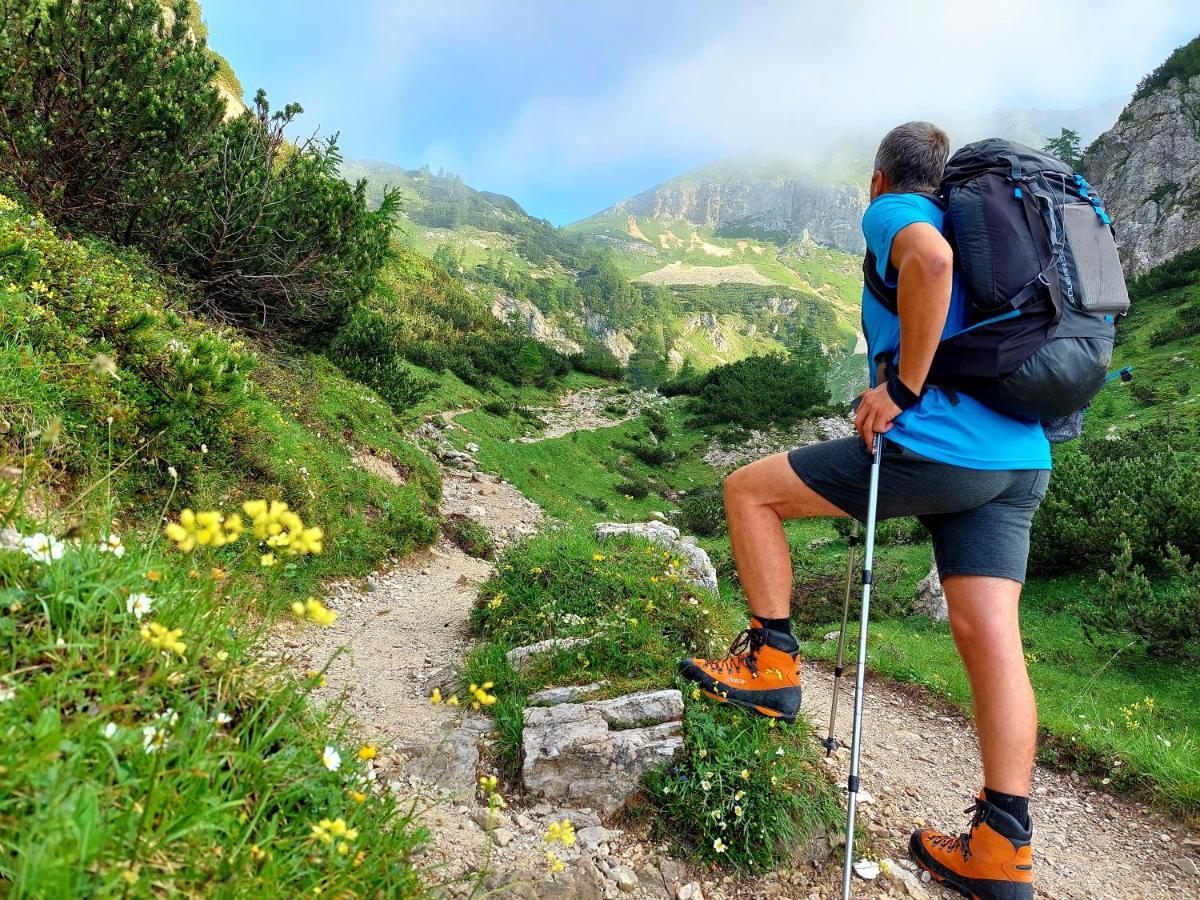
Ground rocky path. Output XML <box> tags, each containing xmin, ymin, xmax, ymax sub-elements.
<box><xmin>278</xmin><ymin>407</ymin><xmax>1199</xmax><ymax>900</ymax></box>
<box><xmin>517</xmin><ymin>387</ymin><xmax>664</xmax><ymax>442</ymax></box>
<box><xmin>801</xmin><ymin>663</ymin><xmax>1200</xmax><ymax>900</ymax></box>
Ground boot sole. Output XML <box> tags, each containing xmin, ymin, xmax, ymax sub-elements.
<box><xmin>909</xmin><ymin>832</ymin><xmax>1033</xmax><ymax>900</ymax></box>
<box><xmin>700</xmin><ymin>688</ymin><xmax>799</xmax><ymax>725</ymax></box>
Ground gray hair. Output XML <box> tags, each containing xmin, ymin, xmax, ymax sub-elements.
<box><xmin>873</xmin><ymin>121</ymin><xmax>950</xmax><ymax>193</ymax></box>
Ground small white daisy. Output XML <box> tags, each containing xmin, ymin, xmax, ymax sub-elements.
<box><xmin>102</xmin><ymin>722</ymin><xmax>119</xmax><ymax>739</ymax></box>
<box><xmin>99</xmin><ymin>533</ymin><xmax>125</xmax><ymax>557</ymax></box>
<box><xmin>126</xmin><ymin>593</ymin><xmax>153</xmax><ymax>620</ymax></box>
<box><xmin>320</xmin><ymin>745</ymin><xmax>342</xmax><ymax>772</ymax></box>
<box><xmin>142</xmin><ymin>725</ymin><xmax>166</xmax><ymax>753</ymax></box>
<box><xmin>161</xmin><ymin>707</ymin><xmax>179</xmax><ymax>727</ymax></box>
<box><xmin>214</xmin><ymin>712</ymin><xmax>232</xmax><ymax>726</ymax></box>
<box><xmin>22</xmin><ymin>532</ymin><xmax>64</xmax><ymax>563</ymax></box>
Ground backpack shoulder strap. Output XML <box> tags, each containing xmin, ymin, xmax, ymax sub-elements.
<box><xmin>862</xmin><ymin>249</ymin><xmax>898</xmax><ymax>313</ymax></box>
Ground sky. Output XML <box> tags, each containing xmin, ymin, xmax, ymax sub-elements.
<box><xmin>201</xmin><ymin>1</ymin><xmax>1199</xmax><ymax>225</ymax></box>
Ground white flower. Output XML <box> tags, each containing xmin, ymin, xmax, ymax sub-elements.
<box><xmin>713</xmin><ymin>838</ymin><xmax>726</xmax><ymax>853</ymax></box>
<box><xmin>167</xmin><ymin>466</ymin><xmax>178</xmax><ymax>480</ymax></box>
<box><xmin>214</xmin><ymin>712</ymin><xmax>232</xmax><ymax>726</ymax></box>
<box><xmin>126</xmin><ymin>593</ymin><xmax>153</xmax><ymax>620</ymax></box>
<box><xmin>102</xmin><ymin>722</ymin><xmax>119</xmax><ymax>739</ymax></box>
<box><xmin>200</xmin><ymin>444</ymin><xmax>208</xmax><ymax>454</ymax></box>
<box><xmin>775</xmin><ymin>747</ymin><xmax>785</xmax><ymax>757</ymax></box>
<box><xmin>21</xmin><ymin>532</ymin><xmax>64</xmax><ymax>563</ymax></box>
<box><xmin>0</xmin><ymin>683</ymin><xmax>14</xmax><ymax>703</ymax></box>
<box><xmin>161</xmin><ymin>707</ymin><xmax>179</xmax><ymax>727</ymax></box>
<box><xmin>99</xmin><ymin>533</ymin><xmax>125</xmax><ymax>557</ymax></box>
<box><xmin>166</xmin><ymin>338</ymin><xmax>190</xmax><ymax>357</ymax></box>
<box><xmin>142</xmin><ymin>725</ymin><xmax>166</xmax><ymax>753</ymax></box>
<box><xmin>321</xmin><ymin>745</ymin><xmax>342</xmax><ymax>772</ymax></box>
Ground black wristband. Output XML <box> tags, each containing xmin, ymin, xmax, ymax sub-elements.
<box><xmin>886</xmin><ymin>371</ymin><xmax>921</xmax><ymax>410</ymax></box>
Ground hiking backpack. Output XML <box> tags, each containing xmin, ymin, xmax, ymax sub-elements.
<box><xmin>863</xmin><ymin>138</ymin><xmax>1130</xmax><ymax>441</ymax></box>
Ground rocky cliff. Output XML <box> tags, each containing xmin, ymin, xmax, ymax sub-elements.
<box><xmin>598</xmin><ymin>166</ymin><xmax>869</xmax><ymax>254</ymax></box>
<box><xmin>1086</xmin><ymin>70</ymin><xmax>1200</xmax><ymax>276</ymax></box>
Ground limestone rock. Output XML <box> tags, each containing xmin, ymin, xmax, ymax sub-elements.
<box><xmin>507</xmin><ymin>636</ymin><xmax>594</xmax><ymax>670</ymax></box>
<box><xmin>522</xmin><ymin>690</ymin><xmax>684</xmax><ymax>816</ymax></box>
<box><xmin>528</xmin><ymin>681</ymin><xmax>609</xmax><ymax>706</ymax></box>
<box><xmin>612</xmin><ymin>865</ymin><xmax>638</xmax><ymax>892</ymax></box>
<box><xmin>913</xmin><ymin>556</ymin><xmax>947</xmax><ymax>622</ymax></box>
<box><xmin>1086</xmin><ymin>73</ymin><xmax>1200</xmax><ymax>276</ymax></box>
<box><xmin>594</xmin><ymin>521</ymin><xmax>718</xmax><ymax>592</ymax></box>
<box><xmin>676</xmin><ymin>883</ymin><xmax>704</xmax><ymax>900</ymax></box>
<box><xmin>405</xmin><ymin>714</ymin><xmax>490</xmax><ymax>797</ymax></box>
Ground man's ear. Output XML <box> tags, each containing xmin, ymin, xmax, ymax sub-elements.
<box><xmin>870</xmin><ymin>170</ymin><xmax>887</xmax><ymax>200</ymax></box>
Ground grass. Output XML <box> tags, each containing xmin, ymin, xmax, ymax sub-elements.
<box><xmin>0</xmin><ymin>498</ymin><xmax>429</xmax><ymax>895</ymax></box>
<box><xmin>461</xmin><ymin>527</ymin><xmax>846</xmax><ymax>868</ymax></box>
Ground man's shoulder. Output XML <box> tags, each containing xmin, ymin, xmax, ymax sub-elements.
<box><xmin>863</xmin><ymin>193</ymin><xmax>942</xmax><ymax>230</ymax></box>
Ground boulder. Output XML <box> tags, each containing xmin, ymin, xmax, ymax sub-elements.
<box><xmin>913</xmin><ymin>555</ymin><xmax>947</xmax><ymax>622</ymax></box>
<box><xmin>594</xmin><ymin>521</ymin><xmax>718</xmax><ymax>592</ymax></box>
<box><xmin>406</xmin><ymin>713</ymin><xmax>491</xmax><ymax>798</ymax></box>
<box><xmin>522</xmin><ymin>690</ymin><xmax>684</xmax><ymax>816</ymax></box>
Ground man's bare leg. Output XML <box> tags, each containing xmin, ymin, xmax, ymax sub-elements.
<box><xmin>722</xmin><ymin>452</ymin><xmax>847</xmax><ymax>618</ymax></box>
<box><xmin>943</xmin><ymin>575</ymin><xmax>1037</xmax><ymax>796</ymax></box>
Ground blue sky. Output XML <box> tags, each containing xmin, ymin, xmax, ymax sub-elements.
<box><xmin>201</xmin><ymin>1</ymin><xmax>1198</xmax><ymax>225</ymax></box>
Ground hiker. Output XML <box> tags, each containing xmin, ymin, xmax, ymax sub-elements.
<box><xmin>679</xmin><ymin>122</ymin><xmax>1048</xmax><ymax>900</ymax></box>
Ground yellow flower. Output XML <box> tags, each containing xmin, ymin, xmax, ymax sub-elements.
<box><xmin>303</xmin><ymin>597</ymin><xmax>338</xmax><ymax>627</ymax></box>
<box><xmin>529</xmin><ymin>566</ymin><xmax>542</xmax><ymax>574</ymax></box>
<box><xmin>544</xmin><ymin>819</ymin><xmax>575</xmax><ymax>847</ymax></box>
<box><xmin>291</xmin><ymin>601</ymin><xmax>306</xmax><ymax>617</ymax></box>
<box><xmin>592</xmin><ymin>553</ymin><xmax>606</xmax><ymax>562</ymax></box>
<box><xmin>445</xmin><ymin>694</ymin><xmax>459</xmax><ymax>706</ymax></box>
<box><xmin>479</xmin><ymin>775</ymin><xmax>499</xmax><ymax>793</ymax></box>
<box><xmin>250</xmin><ymin>844</ymin><xmax>267</xmax><ymax>861</ymax></box>
<box><xmin>545</xmin><ymin>850</ymin><xmax>565</xmax><ymax>874</ymax></box>
<box><xmin>260</xmin><ymin>553</ymin><xmax>277</xmax><ymax>568</ymax></box>
<box><xmin>164</xmin><ymin>509</ymin><xmax>241</xmax><ymax>551</ymax></box>
<box><xmin>145</xmin><ymin>570</ymin><xmax>162</xmax><ymax>582</ymax></box>
<box><xmin>488</xmin><ymin>596</ymin><xmax>503</xmax><ymax>610</ymax></box>
<box><xmin>469</xmin><ymin>682</ymin><xmax>498</xmax><ymax>708</ymax></box>
<box><xmin>305</xmin><ymin>670</ymin><xmax>328</xmax><ymax>688</ymax></box>
<box><xmin>734</xmin><ymin>789</ymin><xmax>745</xmax><ymax>800</ymax></box>
<box><xmin>243</xmin><ymin>499</ymin><xmax>323</xmax><ymax>557</ymax></box>
<box><xmin>691</xmin><ymin>688</ymin><xmax>701</xmax><ymax>700</ymax></box>
<box><xmin>357</xmin><ymin>744</ymin><xmax>377</xmax><ymax>761</ymax></box>
<box><xmin>740</xmin><ymin>769</ymin><xmax>750</xmax><ymax>779</ymax></box>
<box><xmin>211</xmin><ymin>567</ymin><xmax>226</xmax><ymax>580</ymax></box>
<box><xmin>628</xmin><ymin>617</ymin><xmax>638</xmax><ymax>627</ymax></box>
<box><xmin>140</xmin><ymin>622</ymin><xmax>186</xmax><ymax>657</ymax></box>
<box><xmin>348</xmin><ymin>790</ymin><xmax>367</xmax><ymax>804</ymax></box>
<box><xmin>430</xmin><ymin>688</ymin><xmax>442</xmax><ymax>705</ymax></box>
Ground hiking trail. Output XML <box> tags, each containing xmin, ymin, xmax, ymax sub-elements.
<box><xmin>276</xmin><ymin>397</ymin><xmax>1199</xmax><ymax>899</ymax></box>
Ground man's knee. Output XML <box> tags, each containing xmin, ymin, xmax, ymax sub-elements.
<box><xmin>944</xmin><ymin>575</ymin><xmax>1023</xmax><ymax>653</ymax></box>
<box><xmin>723</xmin><ymin>464</ymin><xmax>755</xmax><ymax>511</ymax></box>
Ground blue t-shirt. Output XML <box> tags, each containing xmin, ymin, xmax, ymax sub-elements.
<box><xmin>861</xmin><ymin>194</ymin><xmax>1050</xmax><ymax>470</ymax></box>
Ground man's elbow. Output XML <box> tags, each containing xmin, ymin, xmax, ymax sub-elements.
<box><xmin>917</xmin><ymin>248</ymin><xmax>954</xmax><ymax>281</ymax></box>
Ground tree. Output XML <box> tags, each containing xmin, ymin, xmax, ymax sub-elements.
<box><xmin>0</xmin><ymin>0</ymin><xmax>225</xmax><ymax>242</ymax></box>
<box><xmin>1042</xmin><ymin>128</ymin><xmax>1083</xmax><ymax>170</ymax></box>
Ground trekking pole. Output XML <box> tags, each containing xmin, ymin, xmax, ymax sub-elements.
<box><xmin>823</xmin><ymin>519</ymin><xmax>859</xmax><ymax>754</ymax></box>
<box><xmin>840</xmin><ymin>433</ymin><xmax>884</xmax><ymax>900</ymax></box>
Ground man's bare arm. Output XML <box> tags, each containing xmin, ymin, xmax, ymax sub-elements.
<box><xmin>891</xmin><ymin>221</ymin><xmax>954</xmax><ymax>394</ymax></box>
<box><xmin>853</xmin><ymin>221</ymin><xmax>954</xmax><ymax>449</ymax></box>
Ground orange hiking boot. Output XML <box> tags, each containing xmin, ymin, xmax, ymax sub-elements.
<box><xmin>910</xmin><ymin>793</ymin><xmax>1034</xmax><ymax>900</ymax></box>
<box><xmin>677</xmin><ymin>619</ymin><xmax>802</xmax><ymax>724</ymax></box>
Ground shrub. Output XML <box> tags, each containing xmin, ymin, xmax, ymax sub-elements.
<box><xmin>1030</xmin><ymin>420</ymin><xmax>1200</xmax><ymax>576</ymax></box>
<box><xmin>1081</xmin><ymin>537</ymin><xmax>1200</xmax><ymax>659</ymax></box>
<box><xmin>614</xmin><ymin>470</ymin><xmax>651</xmax><ymax>499</ymax></box>
<box><xmin>676</xmin><ymin>486</ymin><xmax>726</xmax><ymax>537</ymax></box>
<box><xmin>687</xmin><ymin>352</ymin><xmax>830</xmax><ymax>430</ymax></box>
<box><xmin>161</xmin><ymin>94</ymin><xmax>398</xmax><ymax>335</ymax></box>
<box><xmin>328</xmin><ymin>307</ymin><xmax>433</xmax><ymax>412</ymax></box>
<box><xmin>625</xmin><ymin>441</ymin><xmax>675</xmax><ymax>467</ymax></box>
<box><xmin>569</xmin><ymin>343</ymin><xmax>623</xmax><ymax>379</ymax></box>
<box><xmin>0</xmin><ymin>0</ymin><xmax>223</xmax><ymax>239</ymax></box>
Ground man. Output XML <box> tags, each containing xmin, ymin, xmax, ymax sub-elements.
<box><xmin>678</xmin><ymin>122</ymin><xmax>1050</xmax><ymax>900</ymax></box>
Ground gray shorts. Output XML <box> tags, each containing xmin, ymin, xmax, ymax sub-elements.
<box><xmin>787</xmin><ymin>437</ymin><xmax>1050</xmax><ymax>584</ymax></box>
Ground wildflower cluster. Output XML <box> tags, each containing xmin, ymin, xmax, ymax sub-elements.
<box><xmin>468</xmin><ymin>681</ymin><xmax>497</xmax><ymax>709</ymax></box>
<box><xmin>291</xmin><ymin>596</ymin><xmax>338</xmax><ymax>627</ymax></box>
<box><xmin>429</xmin><ymin>687</ymin><xmax>459</xmax><ymax>706</ymax></box>
<box><xmin>140</xmin><ymin>622</ymin><xmax>186</xmax><ymax>657</ymax></box>
<box><xmin>311</xmin><ymin>817</ymin><xmax>359</xmax><ymax>855</ymax></box>
<box><xmin>242</xmin><ymin>499</ymin><xmax>324</xmax><ymax>557</ymax></box>
<box><xmin>164</xmin><ymin>509</ymin><xmax>244</xmax><ymax>551</ymax></box>
<box><xmin>542</xmin><ymin>818</ymin><xmax>575</xmax><ymax>874</ymax></box>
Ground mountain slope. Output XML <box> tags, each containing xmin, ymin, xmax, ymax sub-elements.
<box><xmin>1084</xmin><ymin>35</ymin><xmax>1200</xmax><ymax>277</ymax></box>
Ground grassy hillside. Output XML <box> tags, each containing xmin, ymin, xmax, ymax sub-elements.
<box><xmin>0</xmin><ymin>190</ymin><xmax>454</xmax><ymax>893</ymax></box>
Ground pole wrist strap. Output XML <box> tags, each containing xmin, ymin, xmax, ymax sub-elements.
<box><xmin>885</xmin><ymin>370</ymin><xmax>921</xmax><ymax>411</ymax></box>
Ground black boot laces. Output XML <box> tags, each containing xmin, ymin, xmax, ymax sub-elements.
<box><xmin>709</xmin><ymin>627</ymin><xmax>767</xmax><ymax>675</ymax></box>
<box><xmin>926</xmin><ymin>801</ymin><xmax>987</xmax><ymax>861</ymax></box>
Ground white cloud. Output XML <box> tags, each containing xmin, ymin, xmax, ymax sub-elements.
<box><xmin>468</xmin><ymin>0</ymin><xmax>1196</xmax><ymax>182</ymax></box>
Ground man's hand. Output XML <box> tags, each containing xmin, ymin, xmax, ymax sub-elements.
<box><xmin>854</xmin><ymin>382</ymin><xmax>901</xmax><ymax>452</ymax></box>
